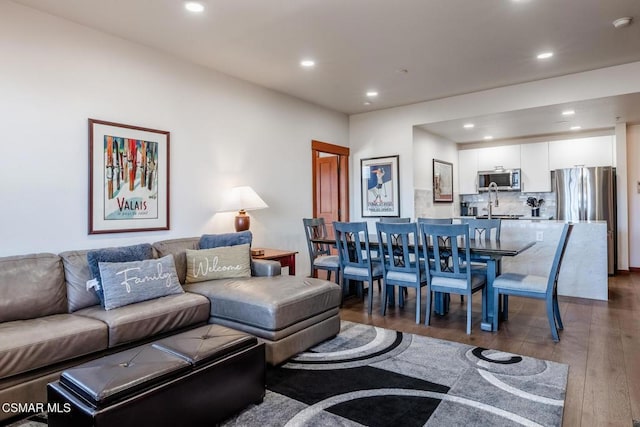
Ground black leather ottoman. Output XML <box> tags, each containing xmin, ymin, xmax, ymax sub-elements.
<box><xmin>47</xmin><ymin>325</ymin><xmax>265</xmax><ymax>427</ymax></box>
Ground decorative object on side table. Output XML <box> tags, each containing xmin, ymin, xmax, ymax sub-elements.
<box><xmin>433</xmin><ymin>159</ymin><xmax>454</xmax><ymax>203</ymax></box>
<box><xmin>361</xmin><ymin>155</ymin><xmax>400</xmax><ymax>217</ymax></box>
<box><xmin>88</xmin><ymin>119</ymin><xmax>170</xmax><ymax>234</ymax></box>
<box><xmin>526</xmin><ymin>197</ymin><xmax>544</xmax><ymax>217</ymax></box>
<box><xmin>218</xmin><ymin>186</ymin><xmax>268</xmax><ymax>231</ymax></box>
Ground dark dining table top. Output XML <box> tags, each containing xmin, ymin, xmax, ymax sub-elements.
<box><xmin>311</xmin><ymin>237</ymin><xmax>535</xmax><ymax>258</ymax></box>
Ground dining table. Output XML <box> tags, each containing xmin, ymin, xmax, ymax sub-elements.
<box><xmin>310</xmin><ymin>235</ymin><xmax>535</xmax><ymax>332</ymax></box>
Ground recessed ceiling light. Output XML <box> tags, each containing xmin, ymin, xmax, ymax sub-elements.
<box><xmin>570</xmin><ymin>126</ymin><xmax>582</xmax><ymax>130</ymax></box>
<box><xmin>363</xmin><ymin>101</ymin><xmax>372</xmax><ymax>106</ymax></box>
<box><xmin>562</xmin><ymin>110</ymin><xmax>575</xmax><ymax>116</ymax></box>
<box><xmin>483</xmin><ymin>135</ymin><xmax>493</xmax><ymax>140</ymax></box>
<box><xmin>537</xmin><ymin>52</ymin><xmax>554</xmax><ymax>59</ymax></box>
<box><xmin>300</xmin><ymin>59</ymin><xmax>315</xmax><ymax>68</ymax></box>
<box><xmin>366</xmin><ymin>91</ymin><xmax>379</xmax><ymax>98</ymax></box>
<box><xmin>463</xmin><ymin>123</ymin><xmax>475</xmax><ymax>129</ymax></box>
<box><xmin>613</xmin><ymin>17</ymin><xmax>633</xmax><ymax>29</ymax></box>
<box><xmin>184</xmin><ymin>2</ymin><xmax>205</xmax><ymax>12</ymax></box>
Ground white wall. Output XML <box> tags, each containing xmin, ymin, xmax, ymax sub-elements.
<box><xmin>412</xmin><ymin>127</ymin><xmax>458</xmax><ymax>218</ymax></box>
<box><xmin>627</xmin><ymin>125</ymin><xmax>640</xmax><ymax>268</ymax></box>
<box><xmin>0</xmin><ymin>2</ymin><xmax>349</xmax><ymax>276</ymax></box>
<box><xmin>350</xmin><ymin>61</ymin><xmax>640</xmax><ymax>269</ymax></box>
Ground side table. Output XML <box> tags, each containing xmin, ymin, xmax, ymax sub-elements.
<box><xmin>251</xmin><ymin>248</ymin><xmax>298</xmax><ymax>276</ymax></box>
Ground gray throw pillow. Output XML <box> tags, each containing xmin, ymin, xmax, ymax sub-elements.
<box><xmin>199</xmin><ymin>231</ymin><xmax>252</xmax><ymax>249</ymax></box>
<box><xmin>98</xmin><ymin>255</ymin><xmax>184</xmax><ymax>311</ymax></box>
<box><xmin>87</xmin><ymin>243</ymin><xmax>154</xmax><ymax>306</ymax></box>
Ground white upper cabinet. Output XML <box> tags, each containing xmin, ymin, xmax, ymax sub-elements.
<box><xmin>548</xmin><ymin>136</ymin><xmax>613</xmax><ymax>170</ymax></box>
<box><xmin>520</xmin><ymin>142</ymin><xmax>551</xmax><ymax>192</ymax></box>
<box><xmin>458</xmin><ymin>148</ymin><xmax>479</xmax><ymax>194</ymax></box>
<box><xmin>477</xmin><ymin>145</ymin><xmax>521</xmax><ymax>171</ymax></box>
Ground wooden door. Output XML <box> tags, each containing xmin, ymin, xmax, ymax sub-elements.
<box><xmin>311</xmin><ymin>140</ymin><xmax>349</xmax><ymax>240</ymax></box>
<box><xmin>316</xmin><ymin>155</ymin><xmax>339</xmax><ymax>239</ymax></box>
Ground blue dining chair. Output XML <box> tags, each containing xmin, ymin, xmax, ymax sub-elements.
<box><xmin>492</xmin><ymin>223</ymin><xmax>573</xmax><ymax>342</ymax></box>
<box><xmin>460</xmin><ymin>218</ymin><xmax>501</xmax><ymax>241</ymax></box>
<box><xmin>302</xmin><ymin>218</ymin><xmax>340</xmax><ymax>285</ymax></box>
<box><xmin>333</xmin><ymin>221</ymin><xmax>383</xmax><ymax>314</ymax></box>
<box><xmin>420</xmin><ymin>223</ymin><xmax>487</xmax><ymax>334</ymax></box>
<box><xmin>376</xmin><ymin>222</ymin><xmax>426</xmax><ymax>323</ymax></box>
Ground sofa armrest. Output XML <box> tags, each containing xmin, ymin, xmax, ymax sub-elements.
<box><xmin>251</xmin><ymin>259</ymin><xmax>281</xmax><ymax>277</ymax></box>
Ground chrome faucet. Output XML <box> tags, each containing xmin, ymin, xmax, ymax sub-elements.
<box><xmin>487</xmin><ymin>182</ymin><xmax>499</xmax><ymax>219</ymax></box>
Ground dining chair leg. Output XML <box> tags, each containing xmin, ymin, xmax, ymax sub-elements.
<box><xmin>415</xmin><ymin>287</ymin><xmax>421</xmax><ymax>324</ymax></box>
<box><xmin>381</xmin><ymin>284</ymin><xmax>388</xmax><ymax>316</ymax></box>
<box><xmin>492</xmin><ymin>289</ymin><xmax>500</xmax><ymax>332</ymax></box>
<box><xmin>481</xmin><ymin>287</ymin><xmax>487</xmax><ymax>322</ymax></box>
<box><xmin>368</xmin><ymin>281</ymin><xmax>374</xmax><ymax>315</ymax></box>
<box><xmin>466</xmin><ymin>294</ymin><xmax>472</xmax><ymax>335</ymax></box>
<box><xmin>546</xmin><ymin>300</ymin><xmax>560</xmax><ymax>342</ymax></box>
<box><xmin>553</xmin><ymin>295</ymin><xmax>564</xmax><ymax>330</ymax></box>
<box><xmin>502</xmin><ymin>295</ymin><xmax>509</xmax><ymax>321</ymax></box>
<box><xmin>425</xmin><ymin>289</ymin><xmax>432</xmax><ymax>326</ymax></box>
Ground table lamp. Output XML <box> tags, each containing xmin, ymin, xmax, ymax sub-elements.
<box><xmin>218</xmin><ymin>186</ymin><xmax>268</xmax><ymax>232</ymax></box>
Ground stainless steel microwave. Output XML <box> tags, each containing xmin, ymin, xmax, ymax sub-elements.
<box><xmin>477</xmin><ymin>169</ymin><xmax>521</xmax><ymax>191</ymax></box>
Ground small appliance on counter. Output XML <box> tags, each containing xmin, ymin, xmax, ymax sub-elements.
<box><xmin>460</xmin><ymin>202</ymin><xmax>469</xmax><ymax>216</ymax></box>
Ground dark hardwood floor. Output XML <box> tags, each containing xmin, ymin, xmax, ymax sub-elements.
<box><xmin>338</xmin><ymin>273</ymin><xmax>640</xmax><ymax>427</ymax></box>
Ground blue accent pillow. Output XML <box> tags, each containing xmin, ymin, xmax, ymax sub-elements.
<box><xmin>98</xmin><ymin>255</ymin><xmax>184</xmax><ymax>310</ymax></box>
<box><xmin>87</xmin><ymin>243</ymin><xmax>154</xmax><ymax>306</ymax></box>
<box><xmin>199</xmin><ymin>231</ymin><xmax>252</xmax><ymax>249</ymax></box>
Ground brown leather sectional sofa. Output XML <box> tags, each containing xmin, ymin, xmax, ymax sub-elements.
<box><xmin>0</xmin><ymin>236</ymin><xmax>341</xmax><ymax>423</ymax></box>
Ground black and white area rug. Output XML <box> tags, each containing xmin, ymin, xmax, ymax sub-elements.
<box><xmin>12</xmin><ymin>321</ymin><xmax>568</xmax><ymax>427</ymax></box>
<box><xmin>224</xmin><ymin>321</ymin><xmax>568</xmax><ymax>427</ymax></box>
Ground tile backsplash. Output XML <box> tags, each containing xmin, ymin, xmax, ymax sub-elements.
<box><xmin>460</xmin><ymin>191</ymin><xmax>556</xmax><ymax>218</ymax></box>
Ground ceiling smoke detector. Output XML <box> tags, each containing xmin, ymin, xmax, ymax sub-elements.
<box><xmin>613</xmin><ymin>17</ymin><xmax>633</xmax><ymax>28</ymax></box>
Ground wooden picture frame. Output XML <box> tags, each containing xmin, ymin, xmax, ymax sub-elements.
<box><xmin>361</xmin><ymin>155</ymin><xmax>400</xmax><ymax>217</ymax></box>
<box><xmin>433</xmin><ymin>158</ymin><xmax>453</xmax><ymax>203</ymax></box>
<box><xmin>89</xmin><ymin>119</ymin><xmax>170</xmax><ymax>234</ymax></box>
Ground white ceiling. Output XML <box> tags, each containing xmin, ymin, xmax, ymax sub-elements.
<box><xmin>11</xmin><ymin>0</ymin><xmax>640</xmax><ymax>140</ymax></box>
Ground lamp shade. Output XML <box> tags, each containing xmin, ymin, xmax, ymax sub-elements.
<box><xmin>218</xmin><ymin>186</ymin><xmax>268</xmax><ymax>232</ymax></box>
<box><xmin>218</xmin><ymin>186</ymin><xmax>268</xmax><ymax>213</ymax></box>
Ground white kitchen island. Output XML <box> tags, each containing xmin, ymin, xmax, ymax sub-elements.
<box><xmin>498</xmin><ymin>219</ymin><xmax>608</xmax><ymax>301</ymax></box>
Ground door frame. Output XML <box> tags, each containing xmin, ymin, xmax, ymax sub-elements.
<box><xmin>312</xmin><ymin>140</ymin><xmax>349</xmax><ymax>222</ymax></box>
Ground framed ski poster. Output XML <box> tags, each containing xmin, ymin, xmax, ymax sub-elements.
<box><xmin>361</xmin><ymin>155</ymin><xmax>400</xmax><ymax>217</ymax></box>
<box><xmin>89</xmin><ymin>119</ymin><xmax>170</xmax><ymax>234</ymax></box>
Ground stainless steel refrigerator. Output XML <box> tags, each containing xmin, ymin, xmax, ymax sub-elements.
<box><xmin>555</xmin><ymin>166</ymin><xmax>617</xmax><ymax>275</ymax></box>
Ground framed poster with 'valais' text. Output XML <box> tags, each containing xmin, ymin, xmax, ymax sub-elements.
<box><xmin>89</xmin><ymin>119</ymin><xmax>170</xmax><ymax>234</ymax></box>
